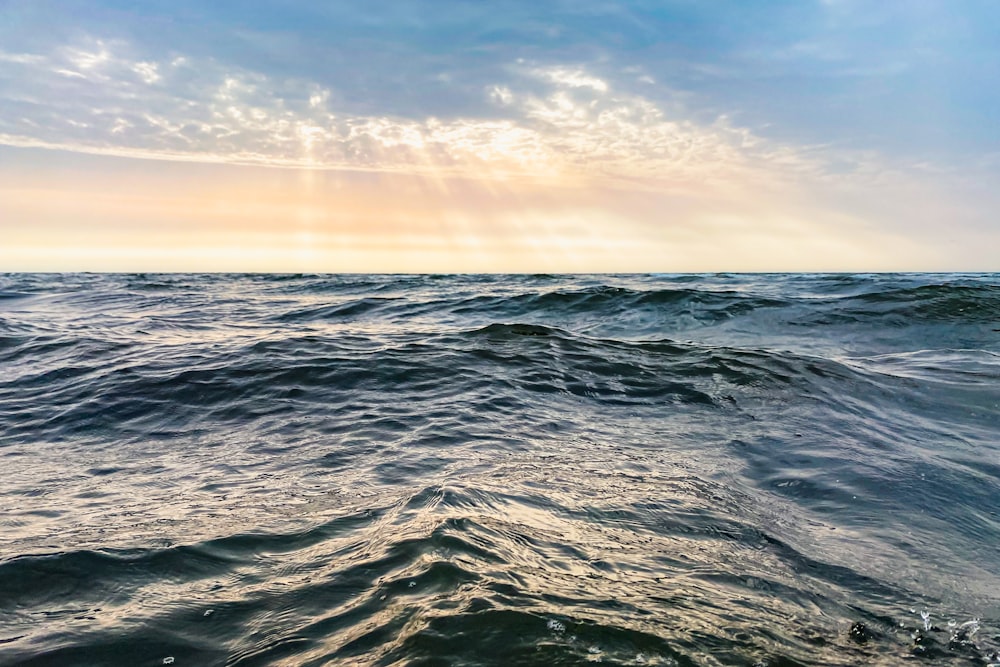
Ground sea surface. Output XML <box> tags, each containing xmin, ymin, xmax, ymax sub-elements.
<box><xmin>1</xmin><ymin>273</ymin><xmax>998</xmax><ymax>666</ymax></box>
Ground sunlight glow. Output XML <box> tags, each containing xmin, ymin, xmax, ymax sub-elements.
<box><xmin>1</xmin><ymin>23</ymin><xmax>996</xmax><ymax>271</ymax></box>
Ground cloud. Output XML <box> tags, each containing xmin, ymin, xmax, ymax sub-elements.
<box><xmin>2</xmin><ymin>35</ymin><xmax>996</xmax><ymax>270</ymax></box>
<box><xmin>0</xmin><ymin>50</ymin><xmax>46</xmax><ymax>65</ymax></box>
<box><xmin>530</xmin><ymin>66</ymin><xmax>609</xmax><ymax>92</ymax></box>
<box><xmin>0</xmin><ymin>37</ymin><xmax>828</xmax><ymax>193</ymax></box>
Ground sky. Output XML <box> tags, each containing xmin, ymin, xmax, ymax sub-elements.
<box><xmin>1</xmin><ymin>0</ymin><xmax>998</xmax><ymax>272</ymax></box>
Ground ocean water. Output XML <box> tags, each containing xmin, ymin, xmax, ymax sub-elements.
<box><xmin>1</xmin><ymin>273</ymin><xmax>998</xmax><ymax>666</ymax></box>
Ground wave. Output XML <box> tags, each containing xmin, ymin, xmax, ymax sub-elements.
<box><xmin>6</xmin><ymin>483</ymin><xmax>985</xmax><ymax>666</ymax></box>
<box><xmin>795</xmin><ymin>283</ymin><xmax>1000</xmax><ymax>326</ymax></box>
<box><xmin>1</xmin><ymin>273</ymin><xmax>998</xmax><ymax>666</ymax></box>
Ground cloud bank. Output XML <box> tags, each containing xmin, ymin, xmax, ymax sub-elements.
<box><xmin>0</xmin><ymin>39</ymin><xmax>828</xmax><ymax>191</ymax></box>
<box><xmin>1</xmin><ymin>24</ymin><xmax>997</xmax><ymax>271</ymax></box>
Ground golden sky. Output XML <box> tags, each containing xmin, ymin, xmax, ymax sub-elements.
<box><xmin>2</xmin><ymin>143</ymin><xmax>975</xmax><ymax>272</ymax></box>
<box><xmin>1</xmin><ymin>2</ymin><xmax>998</xmax><ymax>271</ymax></box>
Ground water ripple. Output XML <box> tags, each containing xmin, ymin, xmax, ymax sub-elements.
<box><xmin>0</xmin><ymin>273</ymin><xmax>998</xmax><ymax>666</ymax></box>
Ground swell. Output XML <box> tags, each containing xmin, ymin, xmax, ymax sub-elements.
<box><xmin>0</xmin><ymin>323</ymin><xmax>851</xmax><ymax>441</ymax></box>
<box><xmin>449</xmin><ymin>285</ymin><xmax>789</xmax><ymax>317</ymax></box>
<box><xmin>796</xmin><ymin>282</ymin><xmax>1000</xmax><ymax>325</ymax></box>
<box><xmin>4</xmin><ymin>275</ymin><xmax>997</xmax><ymax>342</ymax></box>
<box><xmin>2</xmin><ymin>273</ymin><xmax>998</xmax><ymax>666</ymax></box>
<box><xmin>0</xmin><ymin>483</ymin><xmax>965</xmax><ymax>666</ymax></box>
<box><xmin>3</xmin><ymin>311</ymin><xmax>995</xmax><ymax>554</ymax></box>
<box><xmin>2</xmin><ymin>315</ymin><xmax>991</xmax><ymax>446</ymax></box>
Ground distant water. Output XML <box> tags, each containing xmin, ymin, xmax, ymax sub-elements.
<box><xmin>1</xmin><ymin>273</ymin><xmax>999</xmax><ymax>666</ymax></box>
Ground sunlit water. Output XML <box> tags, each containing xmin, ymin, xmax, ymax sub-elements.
<box><xmin>1</xmin><ymin>273</ymin><xmax>998</xmax><ymax>666</ymax></box>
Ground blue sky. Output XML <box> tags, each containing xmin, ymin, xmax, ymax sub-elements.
<box><xmin>1</xmin><ymin>0</ymin><xmax>998</xmax><ymax>270</ymax></box>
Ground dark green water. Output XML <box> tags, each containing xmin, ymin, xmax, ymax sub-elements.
<box><xmin>1</xmin><ymin>273</ymin><xmax>998</xmax><ymax>666</ymax></box>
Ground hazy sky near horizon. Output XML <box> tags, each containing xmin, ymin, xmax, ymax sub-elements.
<box><xmin>1</xmin><ymin>0</ymin><xmax>998</xmax><ymax>271</ymax></box>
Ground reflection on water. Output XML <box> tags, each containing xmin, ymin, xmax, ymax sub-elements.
<box><xmin>1</xmin><ymin>273</ymin><xmax>998</xmax><ymax>666</ymax></box>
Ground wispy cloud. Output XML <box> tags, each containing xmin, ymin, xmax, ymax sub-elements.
<box><xmin>2</xmin><ymin>28</ymin><xmax>997</xmax><ymax>271</ymax></box>
<box><xmin>0</xmin><ymin>37</ymin><xmax>832</xmax><ymax>194</ymax></box>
